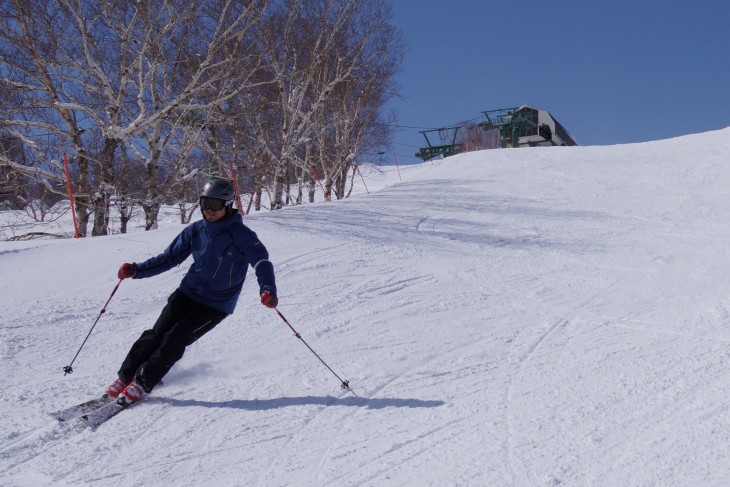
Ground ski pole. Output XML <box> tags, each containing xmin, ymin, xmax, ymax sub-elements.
<box><xmin>63</xmin><ymin>279</ymin><xmax>123</xmax><ymax>375</ymax></box>
<box><xmin>273</xmin><ymin>308</ymin><xmax>351</xmax><ymax>390</ymax></box>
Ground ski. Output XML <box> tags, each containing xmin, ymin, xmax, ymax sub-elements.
<box><xmin>48</xmin><ymin>395</ymin><xmax>113</xmax><ymax>422</ymax></box>
<box><xmin>79</xmin><ymin>397</ymin><xmax>135</xmax><ymax>429</ymax></box>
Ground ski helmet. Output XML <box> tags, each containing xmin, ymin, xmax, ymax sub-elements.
<box><xmin>200</xmin><ymin>179</ymin><xmax>235</xmax><ymax>203</ymax></box>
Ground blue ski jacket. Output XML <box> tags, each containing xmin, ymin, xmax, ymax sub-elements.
<box><xmin>132</xmin><ymin>210</ymin><xmax>276</xmax><ymax>314</ymax></box>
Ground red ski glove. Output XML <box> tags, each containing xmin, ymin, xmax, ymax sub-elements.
<box><xmin>118</xmin><ymin>263</ymin><xmax>137</xmax><ymax>280</ymax></box>
<box><xmin>261</xmin><ymin>287</ymin><xmax>278</xmax><ymax>308</ymax></box>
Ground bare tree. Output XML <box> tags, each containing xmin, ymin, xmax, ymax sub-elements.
<box><xmin>229</xmin><ymin>0</ymin><xmax>402</xmax><ymax>209</ymax></box>
<box><xmin>458</xmin><ymin>121</ymin><xmax>495</xmax><ymax>152</ymax></box>
<box><xmin>236</xmin><ymin>0</ymin><xmax>364</xmax><ymax>208</ymax></box>
<box><xmin>2</xmin><ymin>0</ymin><xmax>405</xmax><ymax>229</ymax></box>
<box><xmin>314</xmin><ymin>0</ymin><xmax>402</xmax><ymax>201</ymax></box>
<box><xmin>0</xmin><ymin>133</ymin><xmax>26</xmax><ymax>209</ymax></box>
<box><xmin>0</xmin><ymin>0</ymin><xmax>270</xmax><ymax>236</ymax></box>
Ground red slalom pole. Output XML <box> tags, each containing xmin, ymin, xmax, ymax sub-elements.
<box><xmin>273</xmin><ymin>307</ymin><xmax>351</xmax><ymax>390</ymax></box>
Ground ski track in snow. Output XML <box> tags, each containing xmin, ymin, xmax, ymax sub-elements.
<box><xmin>503</xmin><ymin>318</ymin><xmax>568</xmax><ymax>485</ymax></box>
<box><xmin>3</xmin><ymin>129</ymin><xmax>730</xmax><ymax>485</ymax></box>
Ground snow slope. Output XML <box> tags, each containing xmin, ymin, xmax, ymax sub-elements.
<box><xmin>2</xmin><ymin>128</ymin><xmax>730</xmax><ymax>486</ymax></box>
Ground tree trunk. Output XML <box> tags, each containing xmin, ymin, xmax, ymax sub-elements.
<box><xmin>74</xmin><ymin>155</ymin><xmax>90</xmax><ymax>237</ymax></box>
<box><xmin>75</xmin><ymin>196</ymin><xmax>89</xmax><ymax>238</ymax></box>
<box><xmin>295</xmin><ymin>179</ymin><xmax>303</xmax><ymax>204</ymax></box>
<box><xmin>323</xmin><ymin>177</ymin><xmax>332</xmax><ymax>202</ymax></box>
<box><xmin>91</xmin><ymin>190</ymin><xmax>110</xmax><ymax>236</ymax></box>
<box><xmin>179</xmin><ymin>203</ymin><xmax>197</xmax><ymax>224</ymax></box>
<box><xmin>254</xmin><ymin>190</ymin><xmax>262</xmax><ymax>211</ymax></box>
<box><xmin>345</xmin><ymin>164</ymin><xmax>357</xmax><ymax>198</ymax></box>
<box><xmin>143</xmin><ymin>203</ymin><xmax>159</xmax><ymax>230</ymax></box>
<box><xmin>272</xmin><ymin>166</ymin><xmax>285</xmax><ymax>209</ymax></box>
<box><xmin>335</xmin><ymin>163</ymin><xmax>352</xmax><ymax>199</ymax></box>
<box><xmin>120</xmin><ymin>215</ymin><xmax>129</xmax><ymax>234</ymax></box>
<box><xmin>334</xmin><ymin>171</ymin><xmax>344</xmax><ymax>199</ymax></box>
<box><xmin>143</xmin><ymin>156</ymin><xmax>160</xmax><ymax>230</ymax></box>
<box><xmin>119</xmin><ymin>197</ymin><xmax>130</xmax><ymax>234</ymax></box>
<box><xmin>284</xmin><ymin>181</ymin><xmax>291</xmax><ymax>206</ymax></box>
<box><xmin>91</xmin><ymin>139</ymin><xmax>118</xmax><ymax>236</ymax></box>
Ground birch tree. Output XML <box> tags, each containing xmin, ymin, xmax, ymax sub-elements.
<box><xmin>0</xmin><ymin>0</ymin><xmax>269</xmax><ymax>235</ymax></box>
<box><xmin>238</xmin><ymin>0</ymin><xmax>363</xmax><ymax>209</ymax></box>
<box><xmin>231</xmin><ymin>0</ymin><xmax>402</xmax><ymax>208</ymax></box>
<box><xmin>0</xmin><ymin>133</ymin><xmax>26</xmax><ymax>208</ymax></box>
<box><xmin>313</xmin><ymin>0</ymin><xmax>401</xmax><ymax>200</ymax></box>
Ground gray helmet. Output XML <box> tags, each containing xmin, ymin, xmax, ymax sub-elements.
<box><xmin>201</xmin><ymin>179</ymin><xmax>235</xmax><ymax>202</ymax></box>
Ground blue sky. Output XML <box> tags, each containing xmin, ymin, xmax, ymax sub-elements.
<box><xmin>386</xmin><ymin>0</ymin><xmax>730</xmax><ymax>162</ymax></box>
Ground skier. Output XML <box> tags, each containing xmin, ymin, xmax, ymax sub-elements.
<box><xmin>106</xmin><ymin>178</ymin><xmax>277</xmax><ymax>405</ymax></box>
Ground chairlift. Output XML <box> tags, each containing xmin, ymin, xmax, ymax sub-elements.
<box><xmin>415</xmin><ymin>126</ymin><xmax>463</xmax><ymax>161</ymax></box>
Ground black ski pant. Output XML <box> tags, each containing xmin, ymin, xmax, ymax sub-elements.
<box><xmin>117</xmin><ymin>289</ymin><xmax>228</xmax><ymax>392</ymax></box>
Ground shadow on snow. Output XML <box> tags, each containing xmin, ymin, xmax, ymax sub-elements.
<box><xmin>151</xmin><ymin>395</ymin><xmax>445</xmax><ymax>411</ymax></box>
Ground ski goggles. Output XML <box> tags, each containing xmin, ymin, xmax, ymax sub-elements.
<box><xmin>199</xmin><ymin>197</ymin><xmax>228</xmax><ymax>212</ymax></box>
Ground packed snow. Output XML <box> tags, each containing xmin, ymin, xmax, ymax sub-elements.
<box><xmin>2</xmin><ymin>128</ymin><xmax>730</xmax><ymax>486</ymax></box>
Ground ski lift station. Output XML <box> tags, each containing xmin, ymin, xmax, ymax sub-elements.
<box><xmin>415</xmin><ymin>104</ymin><xmax>578</xmax><ymax>161</ymax></box>
<box><xmin>481</xmin><ymin>105</ymin><xmax>578</xmax><ymax>148</ymax></box>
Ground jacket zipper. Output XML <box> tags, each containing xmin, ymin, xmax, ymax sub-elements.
<box><xmin>212</xmin><ymin>257</ymin><xmax>223</xmax><ymax>280</ymax></box>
